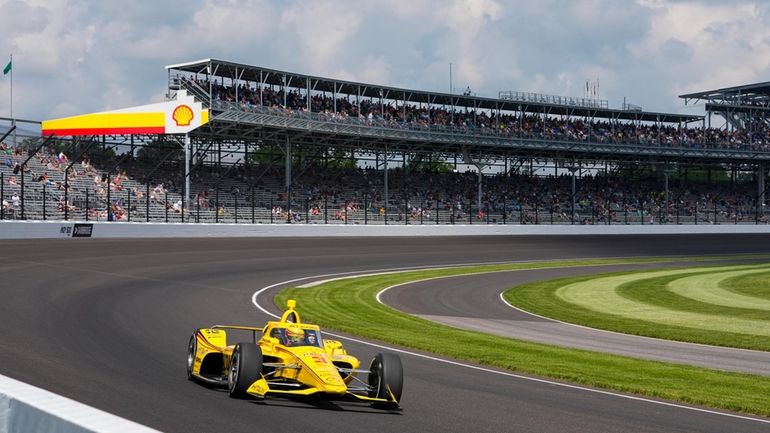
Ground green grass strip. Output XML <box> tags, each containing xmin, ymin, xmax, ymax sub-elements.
<box><xmin>555</xmin><ymin>267</ymin><xmax>770</xmax><ymax>337</ymax></box>
<box><xmin>619</xmin><ymin>271</ymin><xmax>770</xmax><ymax>321</ymax></box>
<box><xmin>721</xmin><ymin>270</ymin><xmax>770</xmax><ymax>301</ymax></box>
<box><xmin>276</xmin><ymin>256</ymin><xmax>770</xmax><ymax>417</ymax></box>
<box><xmin>666</xmin><ymin>266</ymin><xmax>770</xmax><ymax>310</ymax></box>
<box><xmin>506</xmin><ymin>264</ymin><xmax>770</xmax><ymax>349</ymax></box>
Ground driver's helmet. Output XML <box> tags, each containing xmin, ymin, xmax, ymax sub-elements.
<box><xmin>285</xmin><ymin>326</ymin><xmax>305</xmax><ymax>346</ymax></box>
<box><xmin>306</xmin><ymin>332</ymin><xmax>317</xmax><ymax>346</ymax></box>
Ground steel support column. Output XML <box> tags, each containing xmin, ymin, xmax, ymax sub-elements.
<box><xmin>757</xmin><ymin>163</ymin><xmax>765</xmax><ymax>215</ymax></box>
<box><xmin>285</xmin><ymin>136</ymin><xmax>292</xmax><ymax>223</ymax></box>
<box><xmin>384</xmin><ymin>145</ymin><xmax>389</xmax><ymax>223</ymax></box>
<box><xmin>184</xmin><ymin>134</ymin><xmax>191</xmax><ymax>205</ymax></box>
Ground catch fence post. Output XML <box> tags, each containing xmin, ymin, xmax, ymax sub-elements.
<box><xmin>64</xmin><ymin>171</ymin><xmax>69</xmax><ymax>220</ymax></box>
<box><xmin>469</xmin><ymin>199</ymin><xmax>472</xmax><ymax>225</ymax></box>
<box><xmin>20</xmin><ymin>167</ymin><xmax>24</xmax><ymax>219</ymax></box>
<box><xmin>106</xmin><ymin>175</ymin><xmax>111</xmax><ymax>222</ymax></box>
<box><xmin>676</xmin><ymin>202</ymin><xmax>679</xmax><ymax>225</ymax></box>
<box><xmin>421</xmin><ymin>200</ymin><xmax>424</xmax><ymax>225</ymax></box>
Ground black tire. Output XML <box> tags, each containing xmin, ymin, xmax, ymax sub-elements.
<box><xmin>186</xmin><ymin>333</ymin><xmax>197</xmax><ymax>381</ymax></box>
<box><xmin>228</xmin><ymin>342</ymin><xmax>263</xmax><ymax>398</ymax></box>
<box><xmin>368</xmin><ymin>352</ymin><xmax>403</xmax><ymax>408</ymax></box>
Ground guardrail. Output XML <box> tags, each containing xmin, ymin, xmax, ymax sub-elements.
<box><xmin>3</xmin><ymin>220</ymin><xmax>770</xmax><ymax>239</ymax></box>
<box><xmin>0</xmin><ymin>373</ymin><xmax>159</xmax><ymax>433</ymax></box>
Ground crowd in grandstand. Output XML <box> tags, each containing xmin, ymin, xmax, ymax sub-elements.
<box><xmin>2</xmin><ymin>139</ymin><xmax>768</xmax><ymax>224</ymax></box>
<box><xmin>187</xmin><ymin>76</ymin><xmax>770</xmax><ymax>151</ymax></box>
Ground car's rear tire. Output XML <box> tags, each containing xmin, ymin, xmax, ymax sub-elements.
<box><xmin>186</xmin><ymin>332</ymin><xmax>197</xmax><ymax>381</ymax></box>
<box><xmin>368</xmin><ymin>352</ymin><xmax>403</xmax><ymax>409</ymax></box>
<box><xmin>228</xmin><ymin>342</ymin><xmax>263</xmax><ymax>398</ymax></box>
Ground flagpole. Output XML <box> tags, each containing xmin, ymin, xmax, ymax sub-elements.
<box><xmin>9</xmin><ymin>53</ymin><xmax>11</xmax><ymax>119</ymax></box>
<box><xmin>9</xmin><ymin>53</ymin><xmax>14</xmax><ymax>147</ymax></box>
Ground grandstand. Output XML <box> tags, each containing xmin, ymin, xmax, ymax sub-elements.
<box><xmin>2</xmin><ymin>58</ymin><xmax>770</xmax><ymax>225</ymax></box>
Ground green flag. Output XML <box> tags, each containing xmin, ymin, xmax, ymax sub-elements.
<box><xmin>3</xmin><ymin>61</ymin><xmax>11</xmax><ymax>75</ymax></box>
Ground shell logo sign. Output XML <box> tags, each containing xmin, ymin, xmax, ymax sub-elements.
<box><xmin>41</xmin><ymin>90</ymin><xmax>209</xmax><ymax>136</ymax></box>
<box><xmin>172</xmin><ymin>104</ymin><xmax>194</xmax><ymax>127</ymax></box>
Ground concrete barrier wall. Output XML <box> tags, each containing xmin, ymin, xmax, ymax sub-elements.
<box><xmin>3</xmin><ymin>220</ymin><xmax>770</xmax><ymax>239</ymax></box>
<box><xmin>0</xmin><ymin>374</ymin><xmax>159</xmax><ymax>433</ymax></box>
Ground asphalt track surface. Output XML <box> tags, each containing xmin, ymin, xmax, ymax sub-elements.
<box><xmin>380</xmin><ymin>263</ymin><xmax>770</xmax><ymax>375</ymax></box>
<box><xmin>1</xmin><ymin>235</ymin><xmax>770</xmax><ymax>433</ymax></box>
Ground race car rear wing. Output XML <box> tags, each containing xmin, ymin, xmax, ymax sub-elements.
<box><xmin>211</xmin><ymin>325</ymin><xmax>264</xmax><ymax>344</ymax></box>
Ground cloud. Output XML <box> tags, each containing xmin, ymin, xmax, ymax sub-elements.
<box><xmin>2</xmin><ymin>0</ymin><xmax>770</xmax><ymax>122</ymax></box>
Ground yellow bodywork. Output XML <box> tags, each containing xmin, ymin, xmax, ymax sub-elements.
<box><xmin>189</xmin><ymin>300</ymin><xmax>398</xmax><ymax>407</ymax></box>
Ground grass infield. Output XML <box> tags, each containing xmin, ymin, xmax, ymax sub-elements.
<box><xmin>276</xmin><ymin>256</ymin><xmax>770</xmax><ymax>417</ymax></box>
<box><xmin>505</xmin><ymin>264</ymin><xmax>770</xmax><ymax>350</ymax></box>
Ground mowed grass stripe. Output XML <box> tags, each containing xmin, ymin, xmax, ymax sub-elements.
<box><xmin>276</xmin><ymin>258</ymin><xmax>770</xmax><ymax>416</ymax></box>
<box><xmin>666</xmin><ymin>266</ymin><xmax>770</xmax><ymax>311</ymax></box>
<box><xmin>721</xmin><ymin>270</ymin><xmax>770</xmax><ymax>301</ymax></box>
<box><xmin>555</xmin><ymin>267</ymin><xmax>770</xmax><ymax>337</ymax></box>
<box><xmin>618</xmin><ymin>271</ymin><xmax>770</xmax><ymax>321</ymax></box>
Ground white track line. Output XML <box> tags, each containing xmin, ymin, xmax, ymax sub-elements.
<box><xmin>251</xmin><ymin>261</ymin><xmax>770</xmax><ymax>425</ymax></box>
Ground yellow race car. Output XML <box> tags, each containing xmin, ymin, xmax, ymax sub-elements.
<box><xmin>186</xmin><ymin>300</ymin><xmax>403</xmax><ymax>410</ymax></box>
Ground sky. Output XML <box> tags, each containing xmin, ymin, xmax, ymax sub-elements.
<box><xmin>1</xmin><ymin>0</ymin><xmax>769</xmax><ymax>121</ymax></box>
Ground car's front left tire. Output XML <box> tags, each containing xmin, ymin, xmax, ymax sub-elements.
<box><xmin>186</xmin><ymin>332</ymin><xmax>197</xmax><ymax>381</ymax></box>
<box><xmin>228</xmin><ymin>342</ymin><xmax>263</xmax><ymax>398</ymax></box>
<box><xmin>368</xmin><ymin>352</ymin><xmax>403</xmax><ymax>409</ymax></box>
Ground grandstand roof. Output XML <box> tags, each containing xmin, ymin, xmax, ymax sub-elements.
<box><xmin>680</xmin><ymin>81</ymin><xmax>770</xmax><ymax>104</ymax></box>
<box><xmin>167</xmin><ymin>58</ymin><xmax>702</xmax><ymax>124</ymax></box>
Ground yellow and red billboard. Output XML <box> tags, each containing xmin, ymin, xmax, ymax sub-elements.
<box><xmin>42</xmin><ymin>90</ymin><xmax>209</xmax><ymax>136</ymax></box>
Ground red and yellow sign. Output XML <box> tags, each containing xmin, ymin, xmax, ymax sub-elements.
<box><xmin>42</xmin><ymin>90</ymin><xmax>209</xmax><ymax>136</ymax></box>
